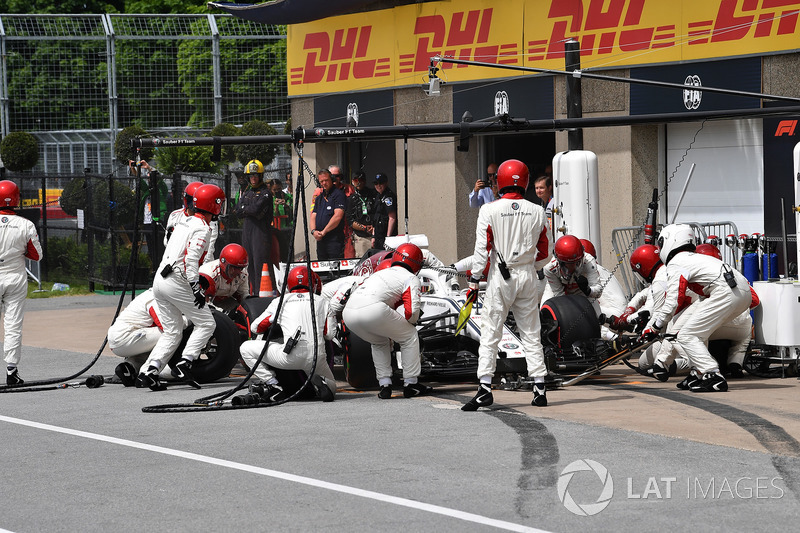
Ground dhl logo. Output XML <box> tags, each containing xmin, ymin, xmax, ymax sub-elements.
<box><xmin>775</xmin><ymin>120</ymin><xmax>797</xmax><ymax>136</ymax></box>
<box><xmin>291</xmin><ymin>27</ymin><xmax>391</xmax><ymax>85</ymax></box>
<box><xmin>292</xmin><ymin>8</ymin><xmax>512</xmax><ymax>85</ymax></box>
<box><xmin>531</xmin><ymin>0</ymin><xmax>800</xmax><ymax>61</ymax></box>
<box><xmin>399</xmin><ymin>8</ymin><xmax>518</xmax><ymax>73</ymax></box>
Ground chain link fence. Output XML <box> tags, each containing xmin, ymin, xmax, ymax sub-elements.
<box><xmin>0</xmin><ymin>13</ymin><xmax>288</xmax><ymax>175</ymax></box>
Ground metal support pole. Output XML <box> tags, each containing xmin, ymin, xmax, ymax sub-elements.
<box><xmin>565</xmin><ymin>40</ymin><xmax>583</xmax><ymax>151</ymax></box>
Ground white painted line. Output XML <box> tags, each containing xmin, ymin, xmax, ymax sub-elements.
<box><xmin>0</xmin><ymin>415</ymin><xmax>549</xmax><ymax>533</ymax></box>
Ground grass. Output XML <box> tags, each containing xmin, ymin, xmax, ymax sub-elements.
<box><xmin>28</xmin><ymin>279</ymin><xmax>95</xmax><ymax>299</ymax></box>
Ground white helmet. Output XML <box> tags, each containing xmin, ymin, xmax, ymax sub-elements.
<box><xmin>656</xmin><ymin>224</ymin><xmax>695</xmax><ymax>264</ymax></box>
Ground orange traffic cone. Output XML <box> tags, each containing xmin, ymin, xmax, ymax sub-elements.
<box><xmin>259</xmin><ymin>263</ymin><xmax>276</xmax><ymax>297</ymax></box>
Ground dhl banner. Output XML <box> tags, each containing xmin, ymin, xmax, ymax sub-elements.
<box><xmin>287</xmin><ymin>0</ymin><xmax>800</xmax><ymax>97</ymax></box>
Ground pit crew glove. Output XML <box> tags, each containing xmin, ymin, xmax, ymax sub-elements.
<box><xmin>613</xmin><ymin>307</ymin><xmax>636</xmax><ymax>330</ymax></box>
<box><xmin>576</xmin><ymin>275</ymin><xmax>591</xmax><ymax>296</ymax></box>
<box><xmin>468</xmin><ymin>276</ymin><xmax>481</xmax><ymax>291</ymax></box>
<box><xmin>639</xmin><ymin>320</ymin><xmax>663</xmax><ymax>343</ymax></box>
<box><xmin>190</xmin><ymin>281</ymin><xmax>206</xmax><ymax>309</ymax></box>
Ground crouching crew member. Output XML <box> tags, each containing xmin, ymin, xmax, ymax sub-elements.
<box><xmin>0</xmin><ymin>180</ymin><xmax>43</xmax><ymax>386</ymax></box>
<box><xmin>199</xmin><ymin>243</ymin><xmax>249</xmax><ymax>312</ymax></box>
<box><xmin>342</xmin><ymin>243</ymin><xmax>433</xmax><ymax>399</ymax></box>
<box><xmin>138</xmin><ymin>184</ymin><xmax>225</xmax><ymax>391</ymax></box>
<box><xmin>641</xmin><ymin>224</ymin><xmax>752</xmax><ymax>392</ymax></box>
<box><xmin>239</xmin><ymin>266</ymin><xmax>336</xmax><ymax>403</ymax></box>
<box><xmin>462</xmin><ymin>160</ymin><xmax>551</xmax><ymax>411</ymax></box>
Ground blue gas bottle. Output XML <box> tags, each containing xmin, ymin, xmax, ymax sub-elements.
<box><xmin>742</xmin><ymin>253</ymin><xmax>759</xmax><ymax>284</ymax></box>
<box><xmin>761</xmin><ymin>253</ymin><xmax>779</xmax><ymax>280</ymax></box>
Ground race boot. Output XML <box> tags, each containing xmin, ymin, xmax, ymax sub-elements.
<box><xmin>114</xmin><ymin>362</ymin><xmax>137</xmax><ymax>387</ymax></box>
<box><xmin>311</xmin><ymin>374</ymin><xmax>335</xmax><ymax>403</ymax></box>
<box><xmin>403</xmin><ymin>382</ymin><xmax>433</xmax><ymax>398</ymax></box>
<box><xmin>259</xmin><ymin>383</ymin><xmax>287</xmax><ymax>404</ymax></box>
<box><xmin>726</xmin><ymin>362</ymin><xmax>744</xmax><ymax>378</ymax></box>
<box><xmin>690</xmin><ymin>372</ymin><xmax>728</xmax><ymax>393</ymax></box>
<box><xmin>462</xmin><ymin>383</ymin><xmax>493</xmax><ymax>411</ymax></box>
<box><xmin>137</xmin><ymin>367</ymin><xmax>167</xmax><ymax>391</ymax></box>
<box><xmin>647</xmin><ymin>362</ymin><xmax>676</xmax><ymax>383</ymax></box>
<box><xmin>173</xmin><ymin>358</ymin><xmax>201</xmax><ymax>389</ymax></box>
<box><xmin>531</xmin><ymin>383</ymin><xmax>547</xmax><ymax>407</ymax></box>
<box><xmin>676</xmin><ymin>369</ymin><xmax>700</xmax><ymax>390</ymax></box>
<box><xmin>6</xmin><ymin>367</ymin><xmax>24</xmax><ymax>386</ymax></box>
<box><xmin>378</xmin><ymin>385</ymin><xmax>393</xmax><ymax>399</ymax></box>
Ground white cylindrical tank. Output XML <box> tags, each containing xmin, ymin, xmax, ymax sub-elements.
<box><xmin>794</xmin><ymin>142</ymin><xmax>800</xmax><ymax>277</ymax></box>
<box><xmin>552</xmin><ymin>150</ymin><xmax>601</xmax><ymax>258</ymax></box>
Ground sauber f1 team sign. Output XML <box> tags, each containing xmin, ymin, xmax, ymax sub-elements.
<box><xmin>287</xmin><ymin>0</ymin><xmax>800</xmax><ymax>97</ymax></box>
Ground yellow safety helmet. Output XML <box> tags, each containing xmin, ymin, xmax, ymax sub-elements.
<box><xmin>245</xmin><ymin>160</ymin><xmax>264</xmax><ymax>175</ymax></box>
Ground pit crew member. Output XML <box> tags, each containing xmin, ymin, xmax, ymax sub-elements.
<box><xmin>239</xmin><ymin>266</ymin><xmax>336</xmax><ymax>403</ymax></box>
<box><xmin>462</xmin><ymin>159</ymin><xmax>551</xmax><ymax>411</ymax></box>
<box><xmin>341</xmin><ymin>243</ymin><xmax>433</xmax><ymax>399</ymax></box>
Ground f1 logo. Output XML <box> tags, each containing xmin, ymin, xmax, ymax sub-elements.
<box><xmin>774</xmin><ymin>120</ymin><xmax>797</xmax><ymax>137</ymax></box>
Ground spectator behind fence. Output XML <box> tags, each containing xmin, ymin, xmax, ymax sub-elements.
<box><xmin>310</xmin><ymin>169</ymin><xmax>346</xmax><ymax>260</ymax></box>
<box><xmin>329</xmin><ymin>165</ymin><xmax>356</xmax><ymax>258</ymax></box>
<box><xmin>271</xmin><ymin>178</ymin><xmax>293</xmax><ymax>262</ymax></box>
<box><xmin>468</xmin><ymin>163</ymin><xmax>498</xmax><ymax>208</ymax></box>
<box><xmin>346</xmin><ymin>171</ymin><xmax>377</xmax><ymax>257</ymax></box>
<box><xmin>371</xmin><ymin>173</ymin><xmax>397</xmax><ymax>250</ymax></box>
<box><xmin>234</xmin><ymin>159</ymin><xmax>274</xmax><ymax>294</ymax></box>
<box><xmin>133</xmin><ymin>159</ymin><xmax>169</xmax><ymax>264</ymax></box>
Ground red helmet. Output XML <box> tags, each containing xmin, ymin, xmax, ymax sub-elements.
<box><xmin>219</xmin><ymin>243</ymin><xmax>248</xmax><ymax>281</ymax></box>
<box><xmin>496</xmin><ymin>159</ymin><xmax>529</xmax><ymax>193</ymax></box>
<box><xmin>0</xmin><ymin>180</ymin><xmax>20</xmax><ymax>208</ymax></box>
<box><xmin>630</xmin><ymin>244</ymin><xmax>663</xmax><ymax>284</ymax></box>
<box><xmin>184</xmin><ymin>181</ymin><xmax>204</xmax><ymax>210</ymax></box>
<box><xmin>287</xmin><ymin>265</ymin><xmax>322</xmax><ymax>294</ymax></box>
<box><xmin>579</xmin><ymin>239</ymin><xmax>597</xmax><ymax>259</ymax></box>
<box><xmin>392</xmin><ymin>243</ymin><xmax>423</xmax><ymax>274</ymax></box>
<box><xmin>695</xmin><ymin>243</ymin><xmax>722</xmax><ymax>260</ymax></box>
<box><xmin>375</xmin><ymin>259</ymin><xmax>393</xmax><ymax>272</ymax></box>
<box><xmin>193</xmin><ymin>184</ymin><xmax>225</xmax><ymax>216</ymax></box>
<box><xmin>554</xmin><ymin>235</ymin><xmax>584</xmax><ymax>277</ymax></box>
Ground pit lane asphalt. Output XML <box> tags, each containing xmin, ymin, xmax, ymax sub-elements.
<box><xmin>1</xmin><ymin>294</ymin><xmax>798</xmax><ymax>532</ymax></box>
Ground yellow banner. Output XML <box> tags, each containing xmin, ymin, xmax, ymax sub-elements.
<box><xmin>287</xmin><ymin>0</ymin><xmax>800</xmax><ymax>96</ymax></box>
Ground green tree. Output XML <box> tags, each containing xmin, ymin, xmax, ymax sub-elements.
<box><xmin>154</xmin><ymin>141</ymin><xmax>217</xmax><ymax>174</ymax></box>
<box><xmin>0</xmin><ymin>132</ymin><xmax>39</xmax><ymax>171</ymax></box>
<box><xmin>235</xmin><ymin>120</ymin><xmax>279</xmax><ymax>167</ymax></box>
<box><xmin>207</xmin><ymin>122</ymin><xmax>239</xmax><ymax>163</ymax></box>
<box><xmin>115</xmin><ymin>125</ymin><xmax>153</xmax><ymax>165</ymax></box>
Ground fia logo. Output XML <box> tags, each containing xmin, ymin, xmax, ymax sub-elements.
<box><xmin>346</xmin><ymin>103</ymin><xmax>359</xmax><ymax>127</ymax></box>
<box><xmin>494</xmin><ymin>91</ymin><xmax>509</xmax><ymax>116</ymax></box>
<box><xmin>683</xmin><ymin>75</ymin><xmax>702</xmax><ymax>110</ymax></box>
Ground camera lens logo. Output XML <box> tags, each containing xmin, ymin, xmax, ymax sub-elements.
<box><xmin>557</xmin><ymin>459</ymin><xmax>613</xmax><ymax>516</ymax></box>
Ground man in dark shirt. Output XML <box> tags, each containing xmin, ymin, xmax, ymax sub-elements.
<box><xmin>346</xmin><ymin>171</ymin><xmax>377</xmax><ymax>257</ymax></box>
<box><xmin>234</xmin><ymin>159</ymin><xmax>274</xmax><ymax>294</ymax></box>
<box><xmin>371</xmin><ymin>172</ymin><xmax>397</xmax><ymax>250</ymax></box>
<box><xmin>311</xmin><ymin>169</ymin><xmax>346</xmax><ymax>260</ymax></box>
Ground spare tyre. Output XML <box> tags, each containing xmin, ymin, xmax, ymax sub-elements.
<box><xmin>540</xmin><ymin>295</ymin><xmax>600</xmax><ymax>353</ymax></box>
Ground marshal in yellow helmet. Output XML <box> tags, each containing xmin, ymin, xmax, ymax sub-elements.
<box><xmin>245</xmin><ymin>159</ymin><xmax>264</xmax><ymax>175</ymax></box>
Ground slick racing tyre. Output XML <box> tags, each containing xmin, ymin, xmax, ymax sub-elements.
<box><xmin>540</xmin><ymin>295</ymin><xmax>600</xmax><ymax>355</ymax></box>
<box><xmin>169</xmin><ymin>310</ymin><xmax>241</xmax><ymax>383</ymax></box>
<box><xmin>344</xmin><ymin>326</ymin><xmax>379</xmax><ymax>390</ymax></box>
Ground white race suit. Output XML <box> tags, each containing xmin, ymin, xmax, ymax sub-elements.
<box><xmin>142</xmin><ymin>213</ymin><xmax>215</xmax><ymax>371</ymax></box>
<box><xmin>650</xmin><ymin>252</ymin><xmax>752</xmax><ymax>374</ymax></box>
<box><xmin>471</xmin><ymin>192</ymin><xmax>551</xmax><ymax>380</ymax></box>
<box><xmin>342</xmin><ymin>265</ymin><xmax>422</xmax><ymax>384</ymax></box>
<box><xmin>239</xmin><ymin>291</ymin><xmax>336</xmax><ymax>397</ymax></box>
<box><xmin>0</xmin><ymin>210</ymin><xmax>42</xmax><ymax>366</ymax></box>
